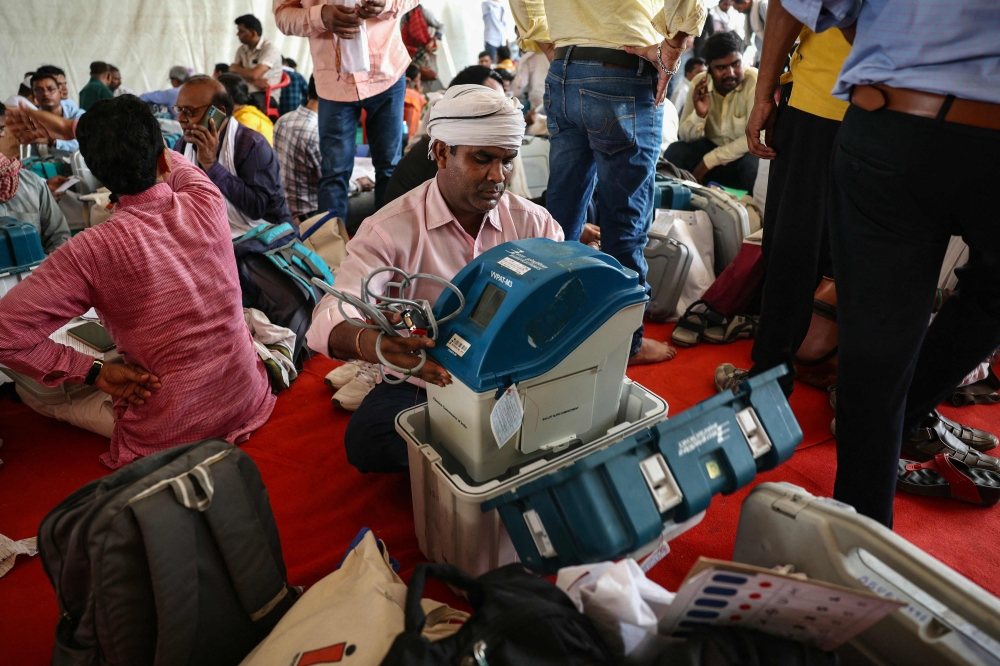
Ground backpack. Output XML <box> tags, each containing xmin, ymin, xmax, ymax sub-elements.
<box><xmin>380</xmin><ymin>563</ymin><xmax>616</xmax><ymax>666</ymax></box>
<box><xmin>38</xmin><ymin>440</ymin><xmax>299</xmax><ymax>666</ymax></box>
<box><xmin>233</xmin><ymin>222</ymin><xmax>336</xmax><ymax>365</ymax></box>
<box><xmin>654</xmin><ymin>626</ymin><xmax>838</xmax><ymax>666</ymax></box>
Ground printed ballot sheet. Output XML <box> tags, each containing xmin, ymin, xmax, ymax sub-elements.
<box><xmin>659</xmin><ymin>558</ymin><xmax>905</xmax><ymax>650</ymax></box>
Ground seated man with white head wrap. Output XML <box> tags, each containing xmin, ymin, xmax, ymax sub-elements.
<box><xmin>306</xmin><ymin>84</ymin><xmax>565</xmax><ymax>474</ymax></box>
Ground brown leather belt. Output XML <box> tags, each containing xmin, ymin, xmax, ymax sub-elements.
<box><xmin>851</xmin><ymin>84</ymin><xmax>1000</xmax><ymax>131</ymax></box>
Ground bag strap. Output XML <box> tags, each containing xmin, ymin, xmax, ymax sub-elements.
<box><xmin>404</xmin><ymin>563</ymin><xmax>483</xmax><ymax>633</ymax></box>
<box><xmin>129</xmin><ymin>449</ymin><xmax>290</xmax><ymax>666</ymax></box>
<box><xmin>299</xmin><ymin>211</ymin><xmax>338</xmax><ymax>241</ymax></box>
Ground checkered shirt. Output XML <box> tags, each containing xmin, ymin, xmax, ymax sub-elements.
<box><xmin>273</xmin><ymin>106</ymin><xmax>321</xmax><ymax>218</ymax></box>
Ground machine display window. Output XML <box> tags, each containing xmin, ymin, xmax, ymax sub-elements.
<box><xmin>470</xmin><ymin>283</ymin><xmax>507</xmax><ymax>328</ymax></box>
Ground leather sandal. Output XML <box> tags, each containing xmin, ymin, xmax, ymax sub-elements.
<box><xmin>909</xmin><ymin>410</ymin><xmax>999</xmax><ymax>453</ymax></box>
<box><xmin>897</xmin><ymin>454</ymin><xmax>1000</xmax><ymax>506</ymax></box>
<box><xmin>949</xmin><ymin>367</ymin><xmax>1000</xmax><ymax>407</ymax></box>
<box><xmin>671</xmin><ymin>300</ymin><xmax>724</xmax><ymax>348</ymax></box>
<box><xmin>703</xmin><ymin>315</ymin><xmax>759</xmax><ymax>345</ymax></box>
<box><xmin>901</xmin><ymin>426</ymin><xmax>1000</xmax><ymax>473</ymax></box>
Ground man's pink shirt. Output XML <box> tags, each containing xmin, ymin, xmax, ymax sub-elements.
<box><xmin>274</xmin><ymin>0</ymin><xmax>420</xmax><ymax>102</ymax></box>
<box><xmin>0</xmin><ymin>152</ymin><xmax>275</xmax><ymax>468</ymax></box>
<box><xmin>306</xmin><ymin>177</ymin><xmax>565</xmax><ymax>361</ymax></box>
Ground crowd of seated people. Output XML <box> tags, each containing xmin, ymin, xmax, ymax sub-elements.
<box><xmin>3</xmin><ymin>0</ymin><xmax>999</xmax><ymax>533</ymax></box>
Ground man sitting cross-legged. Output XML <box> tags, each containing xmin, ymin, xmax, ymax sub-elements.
<box><xmin>1</xmin><ymin>96</ymin><xmax>276</xmax><ymax>468</ymax></box>
<box><xmin>305</xmin><ymin>85</ymin><xmax>565</xmax><ymax>474</ymax></box>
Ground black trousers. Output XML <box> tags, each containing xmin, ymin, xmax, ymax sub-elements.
<box><xmin>749</xmin><ymin>100</ymin><xmax>841</xmax><ymax>395</ymax></box>
<box><xmin>663</xmin><ymin>137</ymin><xmax>760</xmax><ymax>191</ymax></box>
<box><xmin>830</xmin><ymin>105</ymin><xmax>1000</xmax><ymax>526</ymax></box>
<box><xmin>344</xmin><ymin>380</ymin><xmax>426</xmax><ymax>473</ymax></box>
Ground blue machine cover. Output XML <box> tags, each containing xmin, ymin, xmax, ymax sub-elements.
<box><xmin>430</xmin><ymin>239</ymin><xmax>647</xmax><ymax>393</ymax></box>
<box><xmin>482</xmin><ymin>366</ymin><xmax>802</xmax><ymax>573</ymax></box>
<box><xmin>0</xmin><ymin>218</ymin><xmax>46</xmax><ymax>274</ymax></box>
<box><xmin>653</xmin><ymin>174</ymin><xmax>692</xmax><ymax>211</ymax></box>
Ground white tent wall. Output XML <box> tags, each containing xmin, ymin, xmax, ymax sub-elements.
<box><xmin>1</xmin><ymin>1</ymin><xmax>502</xmax><ymax>102</ymax></box>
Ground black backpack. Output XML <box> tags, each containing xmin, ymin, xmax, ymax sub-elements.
<box><xmin>380</xmin><ymin>563</ymin><xmax>616</xmax><ymax>666</ymax></box>
<box><xmin>38</xmin><ymin>440</ymin><xmax>298</xmax><ymax>666</ymax></box>
<box><xmin>655</xmin><ymin>626</ymin><xmax>839</xmax><ymax>666</ymax></box>
<box><xmin>233</xmin><ymin>222</ymin><xmax>336</xmax><ymax>365</ymax></box>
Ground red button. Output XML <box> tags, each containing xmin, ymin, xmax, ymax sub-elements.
<box><xmin>740</xmin><ymin>604</ymin><xmax>751</xmax><ymax>610</ymax></box>
<box><xmin>749</xmin><ymin>593</ymin><xmax>762</xmax><ymax>599</ymax></box>
<box><xmin>760</xmin><ymin>582</ymin><xmax>773</xmax><ymax>588</ymax></box>
<box><xmin>729</xmin><ymin>615</ymin><xmax>742</xmax><ymax>621</ymax></box>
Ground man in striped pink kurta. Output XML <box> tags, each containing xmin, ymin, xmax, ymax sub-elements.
<box><xmin>0</xmin><ymin>96</ymin><xmax>275</xmax><ymax>468</ymax></box>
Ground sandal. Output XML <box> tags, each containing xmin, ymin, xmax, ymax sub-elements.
<box><xmin>703</xmin><ymin>315</ymin><xmax>759</xmax><ymax>345</ymax></box>
<box><xmin>949</xmin><ymin>367</ymin><xmax>1000</xmax><ymax>407</ymax></box>
<box><xmin>897</xmin><ymin>454</ymin><xmax>1000</xmax><ymax>506</ymax></box>
<box><xmin>901</xmin><ymin>421</ymin><xmax>1000</xmax><ymax>471</ymax></box>
<box><xmin>670</xmin><ymin>300</ymin><xmax>724</xmax><ymax>348</ymax></box>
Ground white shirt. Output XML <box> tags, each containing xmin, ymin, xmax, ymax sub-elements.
<box><xmin>235</xmin><ymin>36</ymin><xmax>284</xmax><ymax>95</ymax></box>
<box><xmin>671</xmin><ymin>77</ymin><xmax>691</xmax><ymax>116</ymax></box>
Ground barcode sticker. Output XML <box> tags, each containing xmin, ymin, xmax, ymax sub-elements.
<box><xmin>499</xmin><ymin>257</ymin><xmax>531</xmax><ymax>275</ymax></box>
<box><xmin>446</xmin><ymin>334</ymin><xmax>470</xmax><ymax>357</ymax></box>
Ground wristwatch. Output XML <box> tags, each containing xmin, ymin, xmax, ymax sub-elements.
<box><xmin>84</xmin><ymin>358</ymin><xmax>104</xmax><ymax>386</ymax></box>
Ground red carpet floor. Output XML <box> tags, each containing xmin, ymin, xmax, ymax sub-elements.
<box><xmin>3</xmin><ymin>320</ymin><xmax>1000</xmax><ymax>662</ymax></box>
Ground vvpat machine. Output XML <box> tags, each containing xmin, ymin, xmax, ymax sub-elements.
<box><xmin>425</xmin><ymin>239</ymin><xmax>647</xmax><ymax>483</ymax></box>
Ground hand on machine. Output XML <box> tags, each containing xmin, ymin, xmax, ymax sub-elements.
<box><xmin>311</xmin><ymin>268</ymin><xmax>464</xmax><ymax>386</ymax></box>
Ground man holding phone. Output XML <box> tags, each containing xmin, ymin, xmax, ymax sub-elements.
<box><xmin>173</xmin><ymin>75</ymin><xmax>291</xmax><ymax>236</ymax></box>
<box><xmin>0</xmin><ymin>95</ymin><xmax>276</xmax><ymax>469</ymax></box>
<box><xmin>665</xmin><ymin>31</ymin><xmax>760</xmax><ymax>190</ymax></box>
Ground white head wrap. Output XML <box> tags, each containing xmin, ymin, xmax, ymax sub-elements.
<box><xmin>426</xmin><ymin>84</ymin><xmax>525</xmax><ymax>157</ymax></box>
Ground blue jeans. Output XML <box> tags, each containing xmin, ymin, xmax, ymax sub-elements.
<box><xmin>483</xmin><ymin>43</ymin><xmax>499</xmax><ymax>61</ymax></box>
<box><xmin>544</xmin><ymin>51</ymin><xmax>663</xmax><ymax>355</ymax></box>
<box><xmin>318</xmin><ymin>76</ymin><xmax>405</xmax><ymax>219</ymax></box>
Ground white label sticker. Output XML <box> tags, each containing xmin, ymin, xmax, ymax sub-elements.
<box><xmin>446</xmin><ymin>334</ymin><xmax>470</xmax><ymax>357</ymax></box>
<box><xmin>491</xmin><ymin>385</ymin><xmax>524</xmax><ymax>449</ymax></box>
<box><xmin>498</xmin><ymin>257</ymin><xmax>531</xmax><ymax>275</ymax></box>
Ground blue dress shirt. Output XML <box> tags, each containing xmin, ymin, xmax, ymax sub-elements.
<box><xmin>781</xmin><ymin>0</ymin><xmax>1000</xmax><ymax>104</ymax></box>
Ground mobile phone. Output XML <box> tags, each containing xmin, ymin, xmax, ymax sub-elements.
<box><xmin>67</xmin><ymin>322</ymin><xmax>116</xmax><ymax>353</ymax></box>
<box><xmin>200</xmin><ymin>106</ymin><xmax>226</xmax><ymax>132</ymax></box>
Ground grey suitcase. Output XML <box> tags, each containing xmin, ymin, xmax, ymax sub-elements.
<box><xmin>688</xmin><ymin>184</ymin><xmax>750</xmax><ymax>275</ymax></box>
<box><xmin>644</xmin><ymin>230</ymin><xmax>692</xmax><ymax>322</ymax></box>
<box><xmin>39</xmin><ymin>439</ymin><xmax>299</xmax><ymax>666</ymax></box>
<box><xmin>733</xmin><ymin>482</ymin><xmax>1000</xmax><ymax>666</ymax></box>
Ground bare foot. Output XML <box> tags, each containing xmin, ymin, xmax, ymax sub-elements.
<box><xmin>628</xmin><ymin>338</ymin><xmax>677</xmax><ymax>365</ymax></box>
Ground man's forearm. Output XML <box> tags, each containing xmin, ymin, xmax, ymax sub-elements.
<box><xmin>756</xmin><ymin>0</ymin><xmax>803</xmax><ymax>102</ymax></box>
<box><xmin>329</xmin><ymin>320</ymin><xmax>377</xmax><ymax>362</ymax></box>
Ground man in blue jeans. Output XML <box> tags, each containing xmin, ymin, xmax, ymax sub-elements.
<box><xmin>510</xmin><ymin>0</ymin><xmax>706</xmax><ymax>364</ymax></box>
<box><xmin>274</xmin><ymin>0</ymin><xmax>414</xmax><ymax>220</ymax></box>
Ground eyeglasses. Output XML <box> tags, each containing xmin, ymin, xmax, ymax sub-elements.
<box><xmin>33</xmin><ymin>86</ymin><xmax>59</xmax><ymax>96</ymax></box>
<box><xmin>172</xmin><ymin>104</ymin><xmax>210</xmax><ymax>118</ymax></box>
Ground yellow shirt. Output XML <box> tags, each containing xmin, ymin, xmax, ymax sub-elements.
<box><xmin>510</xmin><ymin>0</ymin><xmax>707</xmax><ymax>52</ymax></box>
<box><xmin>780</xmin><ymin>28</ymin><xmax>851</xmax><ymax>122</ymax></box>
<box><xmin>234</xmin><ymin>105</ymin><xmax>275</xmax><ymax>146</ymax></box>
<box><xmin>678</xmin><ymin>68</ymin><xmax>758</xmax><ymax>170</ymax></box>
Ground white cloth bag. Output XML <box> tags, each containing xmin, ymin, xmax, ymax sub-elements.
<box><xmin>651</xmin><ymin>210</ymin><xmax>716</xmax><ymax>319</ymax></box>
<box><xmin>240</xmin><ymin>531</ymin><xmax>467</xmax><ymax>666</ymax></box>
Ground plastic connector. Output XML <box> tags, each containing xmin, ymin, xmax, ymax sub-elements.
<box><xmin>523</xmin><ymin>509</ymin><xmax>557</xmax><ymax>558</ymax></box>
<box><xmin>735</xmin><ymin>407</ymin><xmax>772</xmax><ymax>459</ymax></box>
<box><xmin>639</xmin><ymin>453</ymin><xmax>683</xmax><ymax>514</ymax></box>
